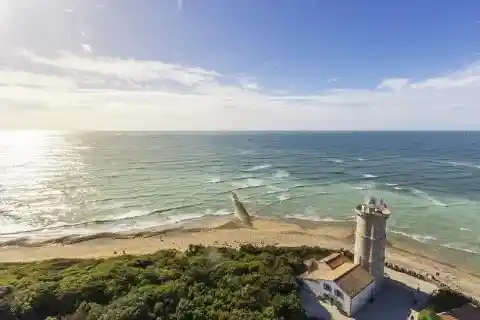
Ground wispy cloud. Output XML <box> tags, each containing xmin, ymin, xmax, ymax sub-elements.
<box><xmin>327</xmin><ymin>77</ymin><xmax>339</xmax><ymax>83</ymax></box>
<box><xmin>1</xmin><ymin>50</ymin><xmax>480</xmax><ymax>130</ymax></box>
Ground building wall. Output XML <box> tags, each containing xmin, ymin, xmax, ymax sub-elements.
<box><xmin>302</xmin><ymin>279</ymin><xmax>352</xmax><ymax>315</ymax></box>
<box><xmin>354</xmin><ymin>211</ymin><xmax>372</xmax><ymax>270</ymax></box>
<box><xmin>369</xmin><ymin>215</ymin><xmax>388</xmax><ymax>282</ymax></box>
<box><xmin>350</xmin><ymin>281</ymin><xmax>376</xmax><ymax>315</ymax></box>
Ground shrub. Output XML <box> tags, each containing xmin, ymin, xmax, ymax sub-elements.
<box><xmin>0</xmin><ymin>245</ymin><xmax>334</xmax><ymax>320</ymax></box>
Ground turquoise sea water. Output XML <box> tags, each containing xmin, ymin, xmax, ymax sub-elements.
<box><xmin>0</xmin><ymin>131</ymin><xmax>479</xmax><ymax>258</ymax></box>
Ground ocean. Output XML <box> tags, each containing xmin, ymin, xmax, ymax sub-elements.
<box><xmin>0</xmin><ymin>131</ymin><xmax>479</xmax><ymax>264</ymax></box>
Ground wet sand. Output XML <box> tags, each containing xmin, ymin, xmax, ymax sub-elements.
<box><xmin>0</xmin><ymin>215</ymin><xmax>479</xmax><ymax>300</ymax></box>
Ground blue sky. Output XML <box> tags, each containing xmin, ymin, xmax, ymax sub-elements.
<box><xmin>1</xmin><ymin>0</ymin><xmax>480</xmax><ymax>130</ymax></box>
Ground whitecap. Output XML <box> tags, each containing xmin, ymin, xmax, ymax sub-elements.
<box><xmin>207</xmin><ymin>177</ymin><xmax>221</xmax><ymax>184</ymax></box>
<box><xmin>411</xmin><ymin>188</ymin><xmax>448</xmax><ymax>207</ymax></box>
<box><xmin>102</xmin><ymin>210</ymin><xmax>151</xmax><ymax>222</ymax></box>
<box><xmin>277</xmin><ymin>193</ymin><xmax>291</xmax><ymax>202</ymax></box>
<box><xmin>273</xmin><ymin>170</ymin><xmax>290</xmax><ymax>179</ymax></box>
<box><xmin>442</xmin><ymin>243</ymin><xmax>478</xmax><ymax>254</ymax></box>
<box><xmin>353</xmin><ymin>183</ymin><xmax>375</xmax><ymax>190</ymax></box>
<box><xmin>204</xmin><ymin>208</ymin><xmax>231</xmax><ymax>216</ymax></box>
<box><xmin>460</xmin><ymin>227</ymin><xmax>471</xmax><ymax>232</ymax></box>
<box><xmin>357</xmin><ymin>158</ymin><xmax>366</xmax><ymax>161</ymax></box>
<box><xmin>394</xmin><ymin>186</ymin><xmax>403</xmax><ymax>190</ymax></box>
<box><xmin>231</xmin><ymin>178</ymin><xmax>265</xmax><ymax>189</ymax></box>
<box><xmin>447</xmin><ymin>161</ymin><xmax>479</xmax><ymax>169</ymax></box>
<box><xmin>385</xmin><ymin>183</ymin><xmax>398</xmax><ymax>187</ymax></box>
<box><xmin>362</xmin><ymin>173</ymin><xmax>378</xmax><ymax>179</ymax></box>
<box><xmin>285</xmin><ymin>214</ymin><xmax>347</xmax><ymax>223</ymax></box>
<box><xmin>245</xmin><ymin>164</ymin><xmax>272</xmax><ymax>172</ymax></box>
<box><xmin>265</xmin><ymin>185</ymin><xmax>288</xmax><ymax>194</ymax></box>
<box><xmin>329</xmin><ymin>159</ymin><xmax>344</xmax><ymax>164</ymax></box>
<box><xmin>391</xmin><ymin>230</ymin><xmax>437</xmax><ymax>243</ymax></box>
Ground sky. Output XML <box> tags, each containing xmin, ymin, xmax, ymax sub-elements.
<box><xmin>0</xmin><ymin>0</ymin><xmax>479</xmax><ymax>131</ymax></box>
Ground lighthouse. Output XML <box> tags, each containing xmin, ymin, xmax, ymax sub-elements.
<box><xmin>353</xmin><ymin>196</ymin><xmax>390</xmax><ymax>283</ymax></box>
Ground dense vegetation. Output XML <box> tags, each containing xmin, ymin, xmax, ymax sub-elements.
<box><xmin>425</xmin><ymin>288</ymin><xmax>472</xmax><ymax>313</ymax></box>
<box><xmin>0</xmin><ymin>245</ymin><xmax>334</xmax><ymax>320</ymax></box>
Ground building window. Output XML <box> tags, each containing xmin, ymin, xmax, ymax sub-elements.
<box><xmin>334</xmin><ymin>289</ymin><xmax>344</xmax><ymax>299</ymax></box>
<box><xmin>323</xmin><ymin>283</ymin><xmax>332</xmax><ymax>292</ymax></box>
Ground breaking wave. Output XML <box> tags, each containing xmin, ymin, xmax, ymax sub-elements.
<box><xmin>273</xmin><ymin>170</ymin><xmax>290</xmax><ymax>179</ymax></box>
<box><xmin>285</xmin><ymin>214</ymin><xmax>349</xmax><ymax>223</ymax></box>
<box><xmin>446</xmin><ymin>161</ymin><xmax>480</xmax><ymax>169</ymax></box>
<box><xmin>207</xmin><ymin>177</ymin><xmax>222</xmax><ymax>184</ymax></box>
<box><xmin>0</xmin><ymin>203</ymin><xmax>202</xmax><ymax>237</ymax></box>
<box><xmin>391</xmin><ymin>230</ymin><xmax>437</xmax><ymax>243</ymax></box>
<box><xmin>231</xmin><ymin>178</ymin><xmax>265</xmax><ymax>190</ymax></box>
<box><xmin>353</xmin><ymin>183</ymin><xmax>375</xmax><ymax>190</ymax></box>
<box><xmin>245</xmin><ymin>164</ymin><xmax>272</xmax><ymax>172</ymax></box>
<box><xmin>277</xmin><ymin>193</ymin><xmax>291</xmax><ymax>202</ymax></box>
<box><xmin>411</xmin><ymin>188</ymin><xmax>448</xmax><ymax>207</ymax></box>
<box><xmin>442</xmin><ymin>243</ymin><xmax>479</xmax><ymax>254</ymax></box>
<box><xmin>328</xmin><ymin>159</ymin><xmax>344</xmax><ymax>164</ymax></box>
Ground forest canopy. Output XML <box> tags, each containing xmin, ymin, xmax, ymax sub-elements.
<box><xmin>0</xmin><ymin>245</ymin><xmax>334</xmax><ymax>320</ymax></box>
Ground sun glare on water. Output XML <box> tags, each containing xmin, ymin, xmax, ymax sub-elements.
<box><xmin>0</xmin><ymin>131</ymin><xmax>82</xmax><ymax>233</ymax></box>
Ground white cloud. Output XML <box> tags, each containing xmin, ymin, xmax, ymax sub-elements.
<box><xmin>327</xmin><ymin>77</ymin><xmax>339</xmax><ymax>83</ymax></box>
<box><xmin>377</xmin><ymin>78</ymin><xmax>409</xmax><ymax>91</ymax></box>
<box><xmin>1</xmin><ymin>50</ymin><xmax>480</xmax><ymax>130</ymax></box>
<box><xmin>81</xmin><ymin>44</ymin><xmax>93</xmax><ymax>53</ymax></box>
<box><xmin>0</xmin><ymin>69</ymin><xmax>76</xmax><ymax>89</ymax></box>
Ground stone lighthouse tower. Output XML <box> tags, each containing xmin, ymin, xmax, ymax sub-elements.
<box><xmin>354</xmin><ymin>196</ymin><xmax>390</xmax><ymax>283</ymax></box>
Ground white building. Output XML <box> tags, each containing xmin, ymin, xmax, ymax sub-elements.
<box><xmin>300</xmin><ymin>197</ymin><xmax>391</xmax><ymax>316</ymax></box>
<box><xmin>301</xmin><ymin>252</ymin><xmax>376</xmax><ymax>316</ymax></box>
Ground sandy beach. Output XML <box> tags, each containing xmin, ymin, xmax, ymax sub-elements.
<box><xmin>1</xmin><ymin>215</ymin><xmax>479</xmax><ymax>301</ymax></box>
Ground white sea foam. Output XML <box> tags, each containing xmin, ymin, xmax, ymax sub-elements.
<box><xmin>411</xmin><ymin>188</ymin><xmax>448</xmax><ymax>207</ymax></box>
<box><xmin>245</xmin><ymin>164</ymin><xmax>272</xmax><ymax>172</ymax></box>
<box><xmin>273</xmin><ymin>170</ymin><xmax>290</xmax><ymax>179</ymax></box>
<box><xmin>447</xmin><ymin>161</ymin><xmax>479</xmax><ymax>169</ymax></box>
<box><xmin>460</xmin><ymin>227</ymin><xmax>471</xmax><ymax>232</ymax></box>
<box><xmin>103</xmin><ymin>210</ymin><xmax>151</xmax><ymax>222</ymax></box>
<box><xmin>265</xmin><ymin>185</ymin><xmax>288</xmax><ymax>194</ymax></box>
<box><xmin>441</xmin><ymin>243</ymin><xmax>478</xmax><ymax>254</ymax></box>
<box><xmin>357</xmin><ymin>158</ymin><xmax>366</xmax><ymax>161</ymax></box>
<box><xmin>385</xmin><ymin>183</ymin><xmax>399</xmax><ymax>186</ymax></box>
<box><xmin>329</xmin><ymin>159</ymin><xmax>344</xmax><ymax>164</ymax></box>
<box><xmin>231</xmin><ymin>178</ymin><xmax>265</xmax><ymax>189</ymax></box>
<box><xmin>207</xmin><ymin>177</ymin><xmax>221</xmax><ymax>184</ymax></box>
<box><xmin>204</xmin><ymin>208</ymin><xmax>231</xmax><ymax>216</ymax></box>
<box><xmin>277</xmin><ymin>193</ymin><xmax>291</xmax><ymax>202</ymax></box>
<box><xmin>353</xmin><ymin>183</ymin><xmax>375</xmax><ymax>190</ymax></box>
<box><xmin>394</xmin><ymin>186</ymin><xmax>404</xmax><ymax>190</ymax></box>
<box><xmin>362</xmin><ymin>173</ymin><xmax>378</xmax><ymax>179</ymax></box>
<box><xmin>286</xmin><ymin>214</ymin><xmax>346</xmax><ymax>223</ymax></box>
<box><xmin>391</xmin><ymin>230</ymin><xmax>437</xmax><ymax>243</ymax></box>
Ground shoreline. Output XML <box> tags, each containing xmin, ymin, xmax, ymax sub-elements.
<box><xmin>1</xmin><ymin>215</ymin><xmax>479</xmax><ymax>300</ymax></box>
